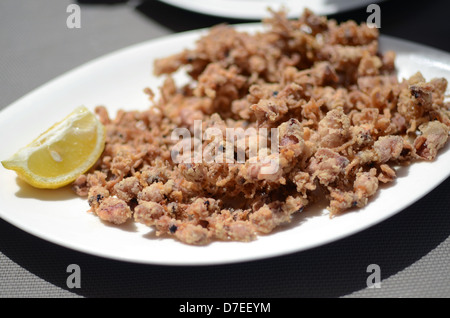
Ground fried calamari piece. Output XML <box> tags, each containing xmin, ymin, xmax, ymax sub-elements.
<box><xmin>95</xmin><ymin>197</ymin><xmax>132</xmax><ymax>225</ymax></box>
<box><xmin>414</xmin><ymin>121</ymin><xmax>449</xmax><ymax>160</ymax></box>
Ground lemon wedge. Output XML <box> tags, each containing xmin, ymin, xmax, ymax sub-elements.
<box><xmin>1</xmin><ymin>106</ymin><xmax>106</xmax><ymax>189</ymax></box>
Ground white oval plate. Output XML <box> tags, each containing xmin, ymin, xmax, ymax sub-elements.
<box><xmin>0</xmin><ymin>25</ymin><xmax>449</xmax><ymax>266</ymax></box>
<box><xmin>158</xmin><ymin>0</ymin><xmax>385</xmax><ymax>20</ymax></box>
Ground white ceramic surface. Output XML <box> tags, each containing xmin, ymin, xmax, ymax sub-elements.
<box><xmin>0</xmin><ymin>25</ymin><xmax>449</xmax><ymax>265</ymax></box>
<box><xmin>158</xmin><ymin>0</ymin><xmax>385</xmax><ymax>19</ymax></box>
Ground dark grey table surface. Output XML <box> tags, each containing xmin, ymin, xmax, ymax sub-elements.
<box><xmin>1</xmin><ymin>0</ymin><xmax>450</xmax><ymax>298</ymax></box>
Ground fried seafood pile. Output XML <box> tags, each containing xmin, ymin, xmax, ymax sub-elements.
<box><xmin>73</xmin><ymin>10</ymin><xmax>450</xmax><ymax>245</ymax></box>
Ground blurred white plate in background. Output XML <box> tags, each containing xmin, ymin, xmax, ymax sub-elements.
<box><xmin>158</xmin><ymin>0</ymin><xmax>385</xmax><ymax>20</ymax></box>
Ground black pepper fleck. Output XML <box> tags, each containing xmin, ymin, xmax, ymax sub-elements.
<box><xmin>169</xmin><ymin>224</ymin><xmax>178</xmax><ymax>234</ymax></box>
<box><xmin>148</xmin><ymin>176</ymin><xmax>159</xmax><ymax>184</ymax></box>
<box><xmin>296</xmin><ymin>207</ymin><xmax>305</xmax><ymax>213</ymax></box>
